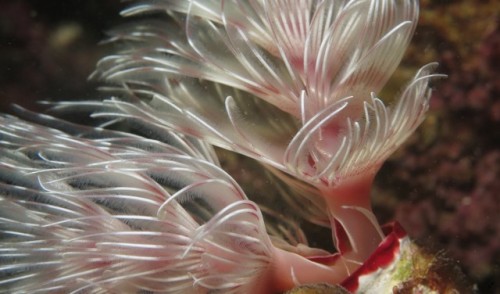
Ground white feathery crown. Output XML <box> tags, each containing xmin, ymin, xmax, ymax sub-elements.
<box><xmin>91</xmin><ymin>0</ymin><xmax>441</xmax><ymax>188</ymax></box>
<box><xmin>0</xmin><ymin>112</ymin><xmax>272</xmax><ymax>292</ymax></box>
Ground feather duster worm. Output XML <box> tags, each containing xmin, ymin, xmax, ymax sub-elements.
<box><xmin>0</xmin><ymin>111</ymin><xmax>338</xmax><ymax>293</ymax></box>
<box><xmin>88</xmin><ymin>0</ymin><xmax>443</xmax><ymax>267</ymax></box>
<box><xmin>0</xmin><ymin>0</ymin><xmax>451</xmax><ymax>293</ymax></box>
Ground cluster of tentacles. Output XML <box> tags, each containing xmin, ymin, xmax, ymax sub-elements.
<box><xmin>0</xmin><ymin>1</ymin><xmax>442</xmax><ymax>293</ymax></box>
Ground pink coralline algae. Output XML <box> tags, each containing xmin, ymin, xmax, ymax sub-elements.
<box><xmin>380</xmin><ymin>21</ymin><xmax>500</xmax><ymax>293</ymax></box>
